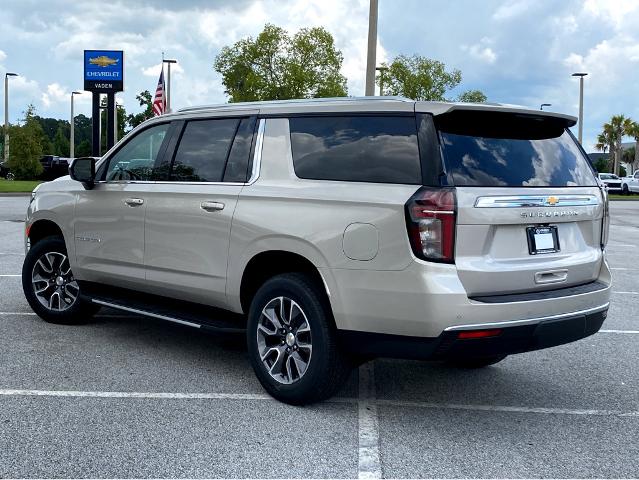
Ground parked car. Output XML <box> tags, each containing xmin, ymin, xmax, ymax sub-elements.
<box><xmin>39</xmin><ymin>155</ymin><xmax>72</xmax><ymax>180</ymax></box>
<box><xmin>0</xmin><ymin>161</ymin><xmax>14</xmax><ymax>180</ymax></box>
<box><xmin>598</xmin><ymin>173</ymin><xmax>622</xmax><ymax>193</ymax></box>
<box><xmin>621</xmin><ymin>171</ymin><xmax>639</xmax><ymax>194</ymax></box>
<box><xmin>22</xmin><ymin>97</ymin><xmax>611</xmax><ymax>404</ymax></box>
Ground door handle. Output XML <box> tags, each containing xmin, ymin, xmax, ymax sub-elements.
<box><xmin>124</xmin><ymin>198</ymin><xmax>144</xmax><ymax>207</ymax></box>
<box><xmin>200</xmin><ymin>201</ymin><xmax>225</xmax><ymax>212</ymax></box>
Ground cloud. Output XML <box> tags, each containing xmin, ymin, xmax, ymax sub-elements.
<box><xmin>493</xmin><ymin>0</ymin><xmax>531</xmax><ymax>21</ymax></box>
<box><xmin>141</xmin><ymin>63</ymin><xmax>185</xmax><ymax>77</ymax></box>
<box><xmin>461</xmin><ymin>38</ymin><xmax>497</xmax><ymax>64</ymax></box>
<box><xmin>41</xmin><ymin>83</ymin><xmax>69</xmax><ymax>108</ymax></box>
<box><xmin>0</xmin><ymin>49</ymin><xmax>6</xmax><ymax>63</ymax></box>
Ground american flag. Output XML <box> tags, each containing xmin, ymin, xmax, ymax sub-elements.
<box><xmin>152</xmin><ymin>69</ymin><xmax>166</xmax><ymax>116</ymax></box>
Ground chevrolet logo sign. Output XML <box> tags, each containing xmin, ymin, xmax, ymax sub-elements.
<box><xmin>89</xmin><ymin>56</ymin><xmax>119</xmax><ymax>67</ymax></box>
<box><xmin>546</xmin><ymin>196</ymin><xmax>559</xmax><ymax>206</ymax></box>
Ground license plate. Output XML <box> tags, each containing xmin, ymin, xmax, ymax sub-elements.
<box><xmin>526</xmin><ymin>226</ymin><xmax>560</xmax><ymax>255</ymax></box>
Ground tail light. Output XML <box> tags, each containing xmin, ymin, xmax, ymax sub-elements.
<box><xmin>600</xmin><ymin>186</ymin><xmax>609</xmax><ymax>250</ymax></box>
<box><xmin>405</xmin><ymin>187</ymin><xmax>456</xmax><ymax>263</ymax></box>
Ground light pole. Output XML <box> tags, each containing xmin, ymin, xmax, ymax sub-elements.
<box><xmin>4</xmin><ymin>72</ymin><xmax>18</xmax><ymax>163</ymax></box>
<box><xmin>365</xmin><ymin>0</ymin><xmax>378</xmax><ymax>96</ymax></box>
<box><xmin>162</xmin><ymin>59</ymin><xmax>177</xmax><ymax>113</ymax></box>
<box><xmin>572</xmin><ymin>72</ymin><xmax>588</xmax><ymax>144</ymax></box>
<box><xmin>70</xmin><ymin>91</ymin><xmax>82</xmax><ymax>158</ymax></box>
<box><xmin>540</xmin><ymin>103</ymin><xmax>551</xmax><ymax>111</ymax></box>
<box><xmin>376</xmin><ymin>66</ymin><xmax>388</xmax><ymax>96</ymax></box>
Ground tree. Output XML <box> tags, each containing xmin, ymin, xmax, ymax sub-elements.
<box><xmin>624</xmin><ymin>120</ymin><xmax>639</xmax><ymax>174</ymax></box>
<box><xmin>214</xmin><ymin>24</ymin><xmax>348</xmax><ymax>102</ymax></box>
<box><xmin>596</xmin><ymin>115</ymin><xmax>627</xmax><ymax>175</ymax></box>
<box><xmin>75</xmin><ymin>139</ymin><xmax>92</xmax><ymax>158</ymax></box>
<box><xmin>53</xmin><ymin>126</ymin><xmax>70</xmax><ymax>157</ymax></box>
<box><xmin>375</xmin><ymin>54</ymin><xmax>485</xmax><ymax>102</ymax></box>
<box><xmin>127</xmin><ymin>90</ymin><xmax>153</xmax><ymax>128</ymax></box>
<box><xmin>457</xmin><ymin>89</ymin><xmax>487</xmax><ymax>103</ymax></box>
<box><xmin>7</xmin><ymin>105</ymin><xmax>44</xmax><ymax>179</ymax></box>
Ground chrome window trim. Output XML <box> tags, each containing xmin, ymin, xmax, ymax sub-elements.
<box><xmin>94</xmin><ymin>119</ymin><xmax>265</xmax><ymax>187</ymax></box>
<box><xmin>474</xmin><ymin>194</ymin><xmax>599</xmax><ymax>208</ymax></box>
<box><xmin>247</xmin><ymin>118</ymin><xmax>265</xmax><ymax>185</ymax></box>
<box><xmin>444</xmin><ymin>302</ymin><xmax>609</xmax><ymax>332</ymax></box>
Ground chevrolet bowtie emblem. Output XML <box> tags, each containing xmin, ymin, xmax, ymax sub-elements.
<box><xmin>89</xmin><ymin>56</ymin><xmax>119</xmax><ymax>67</ymax></box>
<box><xmin>546</xmin><ymin>196</ymin><xmax>559</xmax><ymax>206</ymax></box>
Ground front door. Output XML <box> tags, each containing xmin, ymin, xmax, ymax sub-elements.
<box><xmin>73</xmin><ymin>122</ymin><xmax>172</xmax><ymax>289</ymax></box>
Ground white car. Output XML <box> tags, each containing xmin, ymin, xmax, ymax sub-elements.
<box><xmin>598</xmin><ymin>173</ymin><xmax>622</xmax><ymax>193</ymax></box>
<box><xmin>621</xmin><ymin>171</ymin><xmax>639</xmax><ymax>194</ymax></box>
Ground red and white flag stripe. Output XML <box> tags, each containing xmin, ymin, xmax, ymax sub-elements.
<box><xmin>152</xmin><ymin>69</ymin><xmax>166</xmax><ymax>116</ymax></box>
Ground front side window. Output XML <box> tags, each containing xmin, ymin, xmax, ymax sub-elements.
<box><xmin>105</xmin><ymin>124</ymin><xmax>170</xmax><ymax>181</ymax></box>
<box><xmin>170</xmin><ymin>118</ymin><xmax>239</xmax><ymax>182</ymax></box>
<box><xmin>289</xmin><ymin>116</ymin><xmax>421</xmax><ymax>184</ymax></box>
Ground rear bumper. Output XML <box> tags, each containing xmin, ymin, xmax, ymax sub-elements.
<box><xmin>339</xmin><ymin>303</ymin><xmax>608</xmax><ymax>360</ymax></box>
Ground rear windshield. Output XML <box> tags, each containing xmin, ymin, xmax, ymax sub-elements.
<box><xmin>436</xmin><ymin>111</ymin><xmax>597</xmax><ymax>187</ymax></box>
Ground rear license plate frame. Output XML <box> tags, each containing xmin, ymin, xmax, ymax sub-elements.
<box><xmin>526</xmin><ymin>225</ymin><xmax>560</xmax><ymax>255</ymax></box>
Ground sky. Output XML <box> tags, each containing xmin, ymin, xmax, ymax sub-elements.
<box><xmin>1</xmin><ymin>0</ymin><xmax>638</xmax><ymax>152</ymax></box>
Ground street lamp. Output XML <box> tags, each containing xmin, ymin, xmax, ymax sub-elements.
<box><xmin>572</xmin><ymin>72</ymin><xmax>588</xmax><ymax>144</ymax></box>
<box><xmin>376</xmin><ymin>66</ymin><xmax>388</xmax><ymax>96</ymax></box>
<box><xmin>162</xmin><ymin>59</ymin><xmax>177</xmax><ymax>113</ymax></box>
<box><xmin>4</xmin><ymin>72</ymin><xmax>18</xmax><ymax>163</ymax></box>
<box><xmin>70</xmin><ymin>91</ymin><xmax>82</xmax><ymax>159</ymax></box>
<box><xmin>540</xmin><ymin>103</ymin><xmax>552</xmax><ymax>110</ymax></box>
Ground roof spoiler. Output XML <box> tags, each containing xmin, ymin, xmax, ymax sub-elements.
<box><xmin>416</xmin><ymin>101</ymin><xmax>577</xmax><ymax>128</ymax></box>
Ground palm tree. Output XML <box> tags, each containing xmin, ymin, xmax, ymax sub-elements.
<box><xmin>609</xmin><ymin>115</ymin><xmax>627</xmax><ymax>176</ymax></box>
<box><xmin>595</xmin><ymin>124</ymin><xmax>615</xmax><ymax>172</ymax></box>
<box><xmin>624</xmin><ymin>119</ymin><xmax>639</xmax><ymax>175</ymax></box>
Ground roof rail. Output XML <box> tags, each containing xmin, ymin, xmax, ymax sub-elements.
<box><xmin>177</xmin><ymin>96</ymin><xmax>414</xmax><ymax>113</ymax></box>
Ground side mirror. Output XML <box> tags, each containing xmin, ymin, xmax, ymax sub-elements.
<box><xmin>69</xmin><ymin>157</ymin><xmax>96</xmax><ymax>189</ymax></box>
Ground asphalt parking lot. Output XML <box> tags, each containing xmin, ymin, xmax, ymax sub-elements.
<box><xmin>0</xmin><ymin>195</ymin><xmax>637</xmax><ymax>478</ymax></box>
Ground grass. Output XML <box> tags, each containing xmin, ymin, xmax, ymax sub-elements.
<box><xmin>0</xmin><ymin>179</ymin><xmax>42</xmax><ymax>193</ymax></box>
<box><xmin>609</xmin><ymin>193</ymin><xmax>639</xmax><ymax>200</ymax></box>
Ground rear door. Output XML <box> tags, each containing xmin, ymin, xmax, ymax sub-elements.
<box><xmin>143</xmin><ymin>113</ymin><xmax>257</xmax><ymax>308</ymax></box>
<box><xmin>434</xmin><ymin>110</ymin><xmax>604</xmax><ymax>296</ymax></box>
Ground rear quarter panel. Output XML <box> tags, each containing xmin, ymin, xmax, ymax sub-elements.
<box><xmin>226</xmin><ymin>118</ymin><xmax>419</xmax><ymax>314</ymax></box>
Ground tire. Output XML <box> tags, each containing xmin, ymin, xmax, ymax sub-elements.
<box><xmin>22</xmin><ymin>236</ymin><xmax>100</xmax><ymax>324</ymax></box>
<box><xmin>6</xmin><ymin>172</ymin><xmax>15</xmax><ymax>181</ymax></box>
<box><xmin>247</xmin><ymin>273</ymin><xmax>351</xmax><ymax>405</ymax></box>
<box><xmin>446</xmin><ymin>355</ymin><xmax>507</xmax><ymax>369</ymax></box>
<box><xmin>622</xmin><ymin>184</ymin><xmax>629</xmax><ymax>195</ymax></box>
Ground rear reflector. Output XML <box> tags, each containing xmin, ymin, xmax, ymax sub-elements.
<box><xmin>457</xmin><ymin>329</ymin><xmax>502</xmax><ymax>339</ymax></box>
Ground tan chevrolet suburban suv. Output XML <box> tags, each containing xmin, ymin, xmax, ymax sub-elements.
<box><xmin>22</xmin><ymin>97</ymin><xmax>611</xmax><ymax>404</ymax></box>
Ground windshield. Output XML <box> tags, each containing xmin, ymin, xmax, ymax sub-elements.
<box><xmin>436</xmin><ymin>111</ymin><xmax>597</xmax><ymax>187</ymax></box>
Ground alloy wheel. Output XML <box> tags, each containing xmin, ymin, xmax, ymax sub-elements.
<box><xmin>256</xmin><ymin>296</ymin><xmax>313</xmax><ymax>384</ymax></box>
<box><xmin>31</xmin><ymin>252</ymin><xmax>80</xmax><ymax>312</ymax></box>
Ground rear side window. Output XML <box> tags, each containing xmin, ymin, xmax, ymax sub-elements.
<box><xmin>437</xmin><ymin>111</ymin><xmax>597</xmax><ymax>187</ymax></box>
<box><xmin>171</xmin><ymin>118</ymin><xmax>239</xmax><ymax>182</ymax></box>
<box><xmin>223</xmin><ymin>117</ymin><xmax>256</xmax><ymax>183</ymax></box>
<box><xmin>289</xmin><ymin>116</ymin><xmax>421</xmax><ymax>184</ymax></box>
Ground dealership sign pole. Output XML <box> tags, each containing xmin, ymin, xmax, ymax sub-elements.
<box><xmin>84</xmin><ymin>50</ymin><xmax>124</xmax><ymax>156</ymax></box>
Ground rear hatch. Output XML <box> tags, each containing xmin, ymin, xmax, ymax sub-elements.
<box><xmin>435</xmin><ymin>109</ymin><xmax>604</xmax><ymax>297</ymax></box>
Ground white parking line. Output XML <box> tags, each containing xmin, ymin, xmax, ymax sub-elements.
<box><xmin>610</xmin><ymin>267</ymin><xmax>631</xmax><ymax>271</ymax></box>
<box><xmin>600</xmin><ymin>329</ymin><xmax>639</xmax><ymax>334</ymax></box>
<box><xmin>0</xmin><ymin>388</ymin><xmax>356</xmax><ymax>404</ymax></box>
<box><xmin>612</xmin><ymin>291</ymin><xmax>639</xmax><ymax>295</ymax></box>
<box><xmin>0</xmin><ymin>274</ymin><xmax>20</xmax><ymax>277</ymax></box>
<box><xmin>357</xmin><ymin>363</ymin><xmax>382</xmax><ymax>480</ymax></box>
<box><xmin>377</xmin><ymin>399</ymin><xmax>639</xmax><ymax>417</ymax></box>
